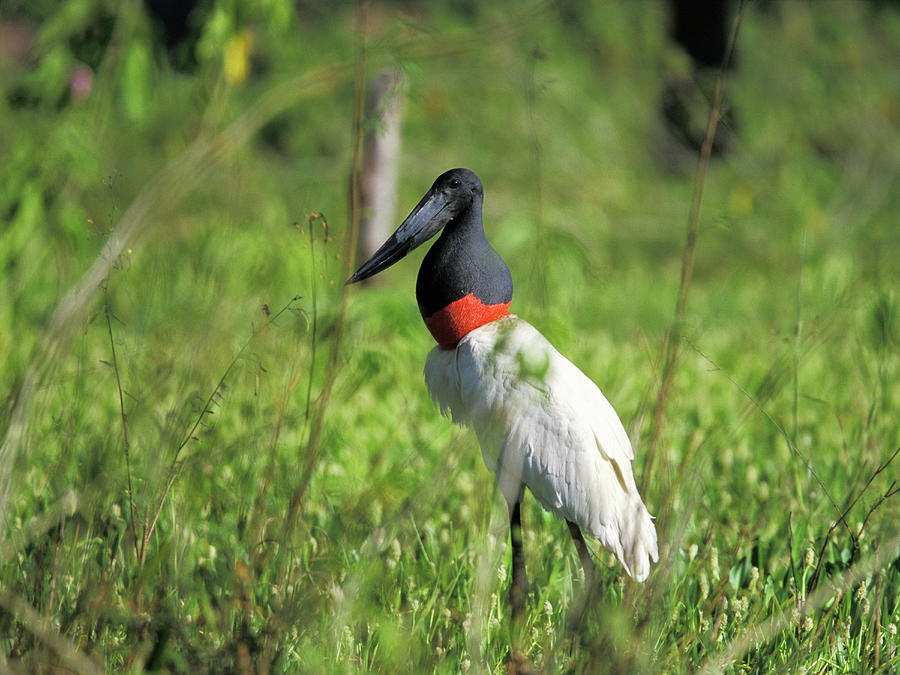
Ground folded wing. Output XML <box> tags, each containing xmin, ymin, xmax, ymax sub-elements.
<box><xmin>425</xmin><ymin>316</ymin><xmax>658</xmax><ymax>580</ymax></box>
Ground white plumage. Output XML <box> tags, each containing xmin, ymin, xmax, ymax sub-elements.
<box><xmin>348</xmin><ymin>168</ymin><xmax>659</xmax><ymax>598</ymax></box>
<box><xmin>424</xmin><ymin>315</ymin><xmax>659</xmax><ymax>581</ymax></box>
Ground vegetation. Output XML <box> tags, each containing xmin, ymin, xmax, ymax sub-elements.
<box><xmin>1</xmin><ymin>0</ymin><xmax>898</xmax><ymax>672</ymax></box>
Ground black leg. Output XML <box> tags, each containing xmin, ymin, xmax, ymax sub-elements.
<box><xmin>509</xmin><ymin>498</ymin><xmax>527</xmax><ymax>620</ymax></box>
<box><xmin>563</xmin><ymin>520</ymin><xmax>599</xmax><ymax>636</ymax></box>
<box><xmin>566</xmin><ymin>520</ymin><xmax>596</xmax><ymax>587</ymax></box>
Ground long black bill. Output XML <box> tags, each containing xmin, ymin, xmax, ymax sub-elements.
<box><xmin>347</xmin><ymin>187</ymin><xmax>453</xmax><ymax>285</ymax></box>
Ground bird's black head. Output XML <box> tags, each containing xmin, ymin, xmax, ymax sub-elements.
<box><xmin>431</xmin><ymin>168</ymin><xmax>483</xmax><ymax>215</ymax></box>
<box><xmin>347</xmin><ymin>168</ymin><xmax>485</xmax><ymax>284</ymax></box>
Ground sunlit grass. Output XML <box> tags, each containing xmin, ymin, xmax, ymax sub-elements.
<box><xmin>1</xmin><ymin>1</ymin><xmax>899</xmax><ymax>672</ymax></box>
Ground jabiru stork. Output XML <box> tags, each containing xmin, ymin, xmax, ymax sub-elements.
<box><xmin>348</xmin><ymin>168</ymin><xmax>658</xmax><ymax>615</ymax></box>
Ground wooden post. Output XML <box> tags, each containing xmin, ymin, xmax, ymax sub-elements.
<box><xmin>355</xmin><ymin>68</ymin><xmax>406</xmax><ymax>280</ymax></box>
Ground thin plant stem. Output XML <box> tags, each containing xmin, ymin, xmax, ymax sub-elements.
<box><xmin>138</xmin><ymin>296</ymin><xmax>302</xmax><ymax>564</ymax></box>
<box><xmin>281</xmin><ymin>1</ymin><xmax>367</xmax><ymax>547</ymax></box>
<box><xmin>103</xmin><ymin>279</ymin><xmax>139</xmax><ymax>561</ymax></box>
<box><xmin>793</xmin><ymin>231</ymin><xmax>807</xmax><ymax>444</ymax></box>
<box><xmin>300</xmin><ymin>212</ymin><xmax>329</xmax><ymax>422</ymax></box>
<box><xmin>808</xmin><ymin>445</ymin><xmax>900</xmax><ymax>591</ymax></box>
<box><xmin>525</xmin><ymin>45</ymin><xmax>547</xmax><ymax>307</ymax></box>
<box><xmin>643</xmin><ymin>0</ymin><xmax>746</xmax><ymax>488</ymax></box>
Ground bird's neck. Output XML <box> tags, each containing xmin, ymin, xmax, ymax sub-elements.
<box><xmin>416</xmin><ymin>203</ymin><xmax>513</xmax><ymax>350</ymax></box>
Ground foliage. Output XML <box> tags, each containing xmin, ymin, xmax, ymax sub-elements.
<box><xmin>1</xmin><ymin>0</ymin><xmax>899</xmax><ymax>672</ymax></box>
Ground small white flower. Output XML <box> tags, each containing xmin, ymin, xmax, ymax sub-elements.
<box><xmin>670</xmin><ymin>604</ymin><xmax>681</xmax><ymax>622</ymax></box>
<box><xmin>544</xmin><ymin>600</ymin><xmax>553</xmax><ymax>616</ymax></box>
<box><xmin>804</xmin><ymin>548</ymin><xmax>815</xmax><ymax>569</ymax></box>
<box><xmin>803</xmin><ymin>616</ymin><xmax>813</xmax><ymax>632</ymax></box>
<box><xmin>733</xmin><ymin>597</ymin><xmax>744</xmax><ymax>623</ymax></box>
<box><xmin>746</xmin><ymin>464</ymin><xmax>759</xmax><ymax>485</ymax></box>
<box><xmin>688</xmin><ymin>544</ymin><xmax>698</xmax><ymax>561</ymax></box>
<box><xmin>461</xmin><ymin>658</ymin><xmax>471</xmax><ymax>673</ymax></box>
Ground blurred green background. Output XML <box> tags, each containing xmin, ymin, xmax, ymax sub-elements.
<box><xmin>1</xmin><ymin>0</ymin><xmax>899</xmax><ymax>672</ymax></box>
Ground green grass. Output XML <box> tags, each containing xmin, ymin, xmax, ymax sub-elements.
<box><xmin>2</xmin><ymin>0</ymin><xmax>899</xmax><ymax>672</ymax></box>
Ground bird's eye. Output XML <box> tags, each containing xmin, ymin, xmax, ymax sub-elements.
<box><xmin>450</xmin><ymin>179</ymin><xmax>461</xmax><ymax>188</ymax></box>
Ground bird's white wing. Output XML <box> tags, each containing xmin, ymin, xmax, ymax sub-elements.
<box><xmin>425</xmin><ymin>316</ymin><xmax>658</xmax><ymax>580</ymax></box>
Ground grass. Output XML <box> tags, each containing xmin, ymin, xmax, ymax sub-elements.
<box><xmin>1</xmin><ymin>0</ymin><xmax>899</xmax><ymax>672</ymax></box>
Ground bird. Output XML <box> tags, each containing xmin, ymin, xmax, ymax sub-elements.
<box><xmin>348</xmin><ymin>168</ymin><xmax>658</xmax><ymax>616</ymax></box>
